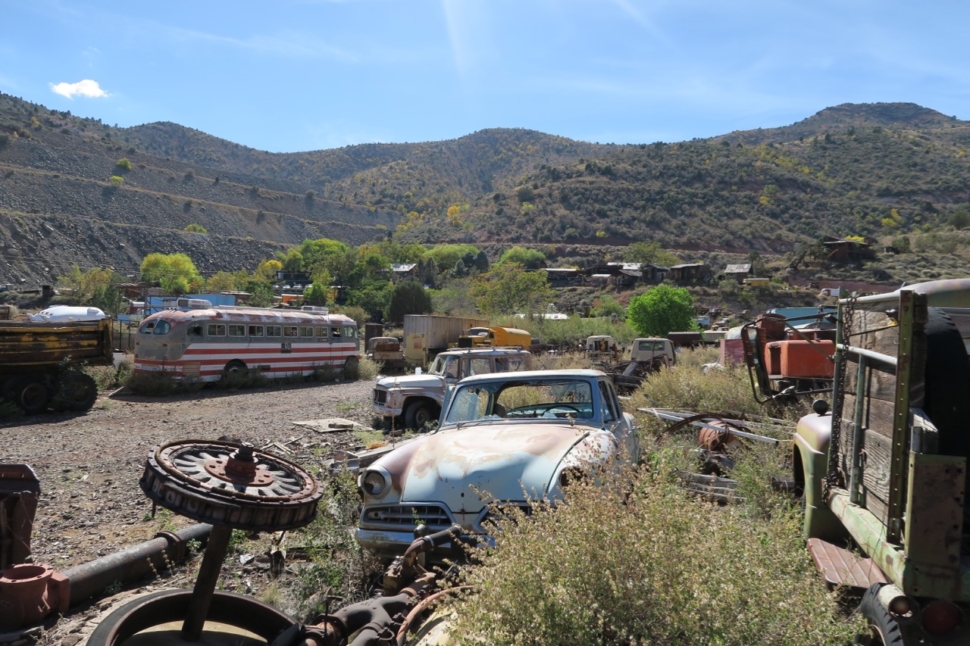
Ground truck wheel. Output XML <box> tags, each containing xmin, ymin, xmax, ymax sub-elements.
<box><xmin>222</xmin><ymin>360</ymin><xmax>248</xmax><ymax>380</ymax></box>
<box><xmin>8</xmin><ymin>378</ymin><xmax>51</xmax><ymax>414</ymax></box>
<box><xmin>56</xmin><ymin>373</ymin><xmax>98</xmax><ymax>412</ymax></box>
<box><xmin>857</xmin><ymin>584</ymin><xmax>904</xmax><ymax>645</ymax></box>
<box><xmin>924</xmin><ymin>308</ymin><xmax>970</xmax><ymax>458</ymax></box>
<box><xmin>405</xmin><ymin>401</ymin><xmax>438</xmax><ymax>431</ymax></box>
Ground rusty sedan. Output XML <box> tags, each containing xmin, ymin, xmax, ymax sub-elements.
<box><xmin>355</xmin><ymin>369</ymin><xmax>638</xmax><ymax>558</ymax></box>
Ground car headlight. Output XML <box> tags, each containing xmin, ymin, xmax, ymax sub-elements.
<box><xmin>360</xmin><ymin>468</ymin><xmax>389</xmax><ymax>497</ymax></box>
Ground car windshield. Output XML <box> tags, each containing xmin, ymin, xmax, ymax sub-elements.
<box><xmin>444</xmin><ymin>379</ymin><xmax>595</xmax><ymax>425</ymax></box>
<box><xmin>428</xmin><ymin>355</ymin><xmax>459</xmax><ymax>378</ymax></box>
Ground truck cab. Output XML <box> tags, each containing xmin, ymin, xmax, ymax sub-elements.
<box><xmin>372</xmin><ymin>347</ymin><xmax>533</xmax><ymax>432</ymax></box>
<box><xmin>795</xmin><ymin>278</ymin><xmax>970</xmax><ymax>643</ymax></box>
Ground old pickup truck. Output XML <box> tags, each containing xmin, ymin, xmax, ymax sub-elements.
<box><xmin>794</xmin><ymin>278</ymin><xmax>970</xmax><ymax>644</ymax></box>
<box><xmin>357</xmin><ymin>369</ymin><xmax>638</xmax><ymax>558</ymax></box>
<box><xmin>372</xmin><ymin>346</ymin><xmax>532</xmax><ymax>431</ymax></box>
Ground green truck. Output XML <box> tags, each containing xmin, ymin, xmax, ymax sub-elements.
<box><xmin>795</xmin><ymin>278</ymin><xmax>970</xmax><ymax>643</ymax></box>
<box><xmin>0</xmin><ymin>318</ymin><xmax>111</xmax><ymax>413</ymax></box>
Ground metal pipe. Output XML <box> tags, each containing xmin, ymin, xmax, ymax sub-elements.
<box><xmin>62</xmin><ymin>523</ymin><xmax>211</xmax><ymax>607</ymax></box>
<box><xmin>181</xmin><ymin>524</ymin><xmax>231</xmax><ymax>641</ymax></box>
<box><xmin>837</xmin><ymin>344</ymin><xmax>897</xmax><ymax>367</ymax></box>
<box><xmin>848</xmin><ymin>355</ymin><xmax>867</xmax><ymax>504</ymax></box>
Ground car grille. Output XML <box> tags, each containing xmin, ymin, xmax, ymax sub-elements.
<box><xmin>361</xmin><ymin>504</ymin><xmax>453</xmax><ymax>531</ymax></box>
<box><xmin>477</xmin><ymin>503</ymin><xmax>534</xmax><ymax>531</ymax></box>
<box><xmin>373</xmin><ymin>388</ymin><xmax>387</xmax><ymax>405</ymax></box>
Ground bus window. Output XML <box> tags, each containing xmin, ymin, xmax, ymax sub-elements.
<box><xmin>139</xmin><ymin>320</ymin><xmax>157</xmax><ymax>334</ymax></box>
<box><xmin>266</xmin><ymin>325</ymin><xmax>281</xmax><ymax>337</ymax></box>
<box><xmin>315</xmin><ymin>327</ymin><xmax>328</xmax><ymax>338</ymax></box>
<box><xmin>248</xmin><ymin>325</ymin><xmax>264</xmax><ymax>337</ymax></box>
<box><xmin>207</xmin><ymin>324</ymin><xmax>226</xmax><ymax>337</ymax></box>
<box><xmin>283</xmin><ymin>326</ymin><xmax>298</xmax><ymax>337</ymax></box>
<box><xmin>300</xmin><ymin>327</ymin><xmax>314</xmax><ymax>338</ymax></box>
<box><xmin>153</xmin><ymin>320</ymin><xmax>171</xmax><ymax>335</ymax></box>
<box><xmin>342</xmin><ymin>326</ymin><xmax>358</xmax><ymax>339</ymax></box>
<box><xmin>331</xmin><ymin>327</ymin><xmax>342</xmax><ymax>339</ymax></box>
<box><xmin>228</xmin><ymin>324</ymin><xmax>246</xmax><ymax>337</ymax></box>
<box><xmin>188</xmin><ymin>324</ymin><xmax>203</xmax><ymax>337</ymax></box>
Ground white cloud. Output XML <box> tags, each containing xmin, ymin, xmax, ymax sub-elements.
<box><xmin>49</xmin><ymin>79</ymin><xmax>109</xmax><ymax>99</ymax></box>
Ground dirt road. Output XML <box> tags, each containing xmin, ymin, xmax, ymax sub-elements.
<box><xmin>1</xmin><ymin>377</ymin><xmax>375</xmax><ymax>576</ymax></box>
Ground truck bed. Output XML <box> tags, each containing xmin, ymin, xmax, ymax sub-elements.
<box><xmin>0</xmin><ymin>319</ymin><xmax>113</xmax><ymax>369</ymax></box>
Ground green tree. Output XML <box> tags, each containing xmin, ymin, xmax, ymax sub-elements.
<box><xmin>304</xmin><ymin>282</ymin><xmax>330</xmax><ymax>305</ymax></box>
<box><xmin>626</xmin><ymin>285</ymin><xmax>696</xmax><ymax>337</ymax></box>
<box><xmin>348</xmin><ymin>282</ymin><xmax>393</xmax><ymax>323</ymax></box>
<box><xmin>426</xmin><ymin>244</ymin><xmax>480</xmax><ymax>274</ymax></box>
<box><xmin>206</xmin><ymin>271</ymin><xmax>238</xmax><ymax>292</ymax></box>
<box><xmin>473</xmin><ymin>262</ymin><xmax>552</xmax><ymax>316</ymax></box>
<box><xmin>56</xmin><ymin>265</ymin><xmax>122</xmax><ymax>313</ymax></box>
<box><xmin>497</xmin><ymin>246</ymin><xmax>546</xmax><ymax>270</ymax></box>
<box><xmin>277</xmin><ymin>248</ymin><xmax>304</xmax><ymax>272</ymax></box>
<box><xmin>255</xmin><ymin>259</ymin><xmax>283</xmax><ymax>283</ymax></box>
<box><xmin>140</xmin><ymin>253</ymin><xmax>204</xmax><ymax>295</ymax></box>
<box><xmin>243</xmin><ymin>279</ymin><xmax>275</xmax><ymax>307</ymax></box>
<box><xmin>386</xmin><ymin>281</ymin><xmax>433</xmax><ymax>323</ymax></box>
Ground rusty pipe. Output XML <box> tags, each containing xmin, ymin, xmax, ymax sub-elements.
<box><xmin>62</xmin><ymin>523</ymin><xmax>211</xmax><ymax>606</ymax></box>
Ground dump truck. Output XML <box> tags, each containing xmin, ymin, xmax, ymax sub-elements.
<box><xmin>0</xmin><ymin>318</ymin><xmax>112</xmax><ymax>413</ymax></box>
<box><xmin>403</xmin><ymin>314</ymin><xmax>488</xmax><ymax>365</ymax></box>
<box><xmin>794</xmin><ymin>278</ymin><xmax>970</xmax><ymax>643</ymax></box>
<box><xmin>456</xmin><ymin>326</ymin><xmax>531</xmax><ymax>349</ymax></box>
<box><xmin>365</xmin><ymin>336</ymin><xmax>406</xmax><ymax>372</ymax></box>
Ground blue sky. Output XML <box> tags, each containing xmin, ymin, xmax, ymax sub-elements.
<box><xmin>2</xmin><ymin>0</ymin><xmax>967</xmax><ymax>153</ymax></box>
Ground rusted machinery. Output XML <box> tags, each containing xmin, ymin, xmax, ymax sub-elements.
<box><xmin>84</xmin><ymin>440</ymin><xmax>324</xmax><ymax>644</ymax></box>
<box><xmin>741</xmin><ymin>311</ymin><xmax>837</xmax><ymax>402</ymax></box>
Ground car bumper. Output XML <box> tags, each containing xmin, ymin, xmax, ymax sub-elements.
<box><xmin>354</xmin><ymin>527</ymin><xmax>491</xmax><ymax>559</ymax></box>
<box><xmin>372</xmin><ymin>403</ymin><xmax>403</xmax><ymax>418</ymax></box>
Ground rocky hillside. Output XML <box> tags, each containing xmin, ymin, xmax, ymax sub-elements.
<box><xmin>3</xmin><ymin>93</ymin><xmax>970</xmax><ymax>286</ymax></box>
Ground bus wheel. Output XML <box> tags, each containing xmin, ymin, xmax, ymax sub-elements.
<box><xmin>55</xmin><ymin>373</ymin><xmax>98</xmax><ymax>412</ymax></box>
<box><xmin>222</xmin><ymin>360</ymin><xmax>248</xmax><ymax>380</ymax></box>
<box><xmin>343</xmin><ymin>356</ymin><xmax>359</xmax><ymax>379</ymax></box>
<box><xmin>7</xmin><ymin>377</ymin><xmax>51</xmax><ymax>414</ymax></box>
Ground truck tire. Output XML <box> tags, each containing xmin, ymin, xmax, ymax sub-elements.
<box><xmin>7</xmin><ymin>377</ymin><xmax>51</xmax><ymax>414</ymax></box>
<box><xmin>405</xmin><ymin>400</ymin><xmax>438</xmax><ymax>432</ymax></box>
<box><xmin>857</xmin><ymin>584</ymin><xmax>905</xmax><ymax>645</ymax></box>
<box><xmin>923</xmin><ymin>308</ymin><xmax>970</xmax><ymax>458</ymax></box>
<box><xmin>56</xmin><ymin>373</ymin><xmax>98</xmax><ymax>412</ymax></box>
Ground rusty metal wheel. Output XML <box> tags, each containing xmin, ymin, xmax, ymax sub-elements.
<box><xmin>140</xmin><ymin>440</ymin><xmax>322</xmax><ymax>532</ymax></box>
<box><xmin>85</xmin><ymin>589</ymin><xmax>295</xmax><ymax>645</ymax></box>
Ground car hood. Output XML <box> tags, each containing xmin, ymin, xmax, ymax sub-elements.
<box><xmin>376</xmin><ymin>374</ymin><xmax>445</xmax><ymax>390</ymax></box>
<box><xmin>375</xmin><ymin>423</ymin><xmax>591</xmax><ymax>514</ymax></box>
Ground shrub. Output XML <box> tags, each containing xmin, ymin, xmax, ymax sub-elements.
<box><xmin>451</xmin><ymin>464</ymin><xmax>863</xmax><ymax>645</ymax></box>
<box><xmin>184</xmin><ymin>223</ymin><xmax>207</xmax><ymax>234</ymax></box>
<box><xmin>125</xmin><ymin>372</ymin><xmax>178</xmax><ymax>396</ymax></box>
<box><xmin>109</xmin><ymin>175</ymin><xmax>124</xmax><ymax>187</ymax></box>
<box><xmin>115</xmin><ymin>157</ymin><xmax>132</xmax><ymax>171</ymax></box>
<box><xmin>355</xmin><ymin>356</ymin><xmax>380</xmax><ymax>381</ymax></box>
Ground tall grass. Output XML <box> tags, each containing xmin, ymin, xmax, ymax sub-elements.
<box><xmin>452</xmin><ymin>464</ymin><xmax>863</xmax><ymax>645</ymax></box>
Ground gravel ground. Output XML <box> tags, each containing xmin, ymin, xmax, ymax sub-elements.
<box><xmin>0</xmin><ymin>377</ymin><xmax>378</xmax><ymax>643</ymax></box>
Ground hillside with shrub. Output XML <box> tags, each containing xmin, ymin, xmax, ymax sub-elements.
<box><xmin>3</xmin><ymin>92</ymin><xmax>970</xmax><ymax>285</ymax></box>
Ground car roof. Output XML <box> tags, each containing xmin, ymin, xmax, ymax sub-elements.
<box><xmin>456</xmin><ymin>368</ymin><xmax>605</xmax><ymax>383</ymax></box>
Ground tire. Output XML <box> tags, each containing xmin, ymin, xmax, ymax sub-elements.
<box><xmin>222</xmin><ymin>360</ymin><xmax>248</xmax><ymax>380</ymax></box>
<box><xmin>857</xmin><ymin>584</ymin><xmax>905</xmax><ymax>645</ymax></box>
<box><xmin>405</xmin><ymin>400</ymin><xmax>438</xmax><ymax>431</ymax></box>
<box><xmin>343</xmin><ymin>356</ymin><xmax>360</xmax><ymax>380</ymax></box>
<box><xmin>923</xmin><ymin>308</ymin><xmax>970</xmax><ymax>458</ymax></box>
<box><xmin>55</xmin><ymin>373</ymin><xmax>98</xmax><ymax>412</ymax></box>
<box><xmin>7</xmin><ymin>377</ymin><xmax>51</xmax><ymax>414</ymax></box>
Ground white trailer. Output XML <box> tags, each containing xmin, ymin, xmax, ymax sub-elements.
<box><xmin>403</xmin><ymin>314</ymin><xmax>489</xmax><ymax>365</ymax></box>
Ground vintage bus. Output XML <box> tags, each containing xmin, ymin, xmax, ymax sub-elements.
<box><xmin>133</xmin><ymin>306</ymin><xmax>360</xmax><ymax>382</ymax></box>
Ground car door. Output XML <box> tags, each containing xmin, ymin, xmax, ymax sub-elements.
<box><xmin>599</xmin><ymin>379</ymin><xmax>638</xmax><ymax>462</ymax></box>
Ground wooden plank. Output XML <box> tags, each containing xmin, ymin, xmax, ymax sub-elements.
<box><xmin>861</xmin><ymin>428</ymin><xmax>893</xmax><ymax>507</ymax></box>
<box><xmin>841</xmin><ymin>394</ymin><xmax>896</xmax><ymax>439</ymax></box>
